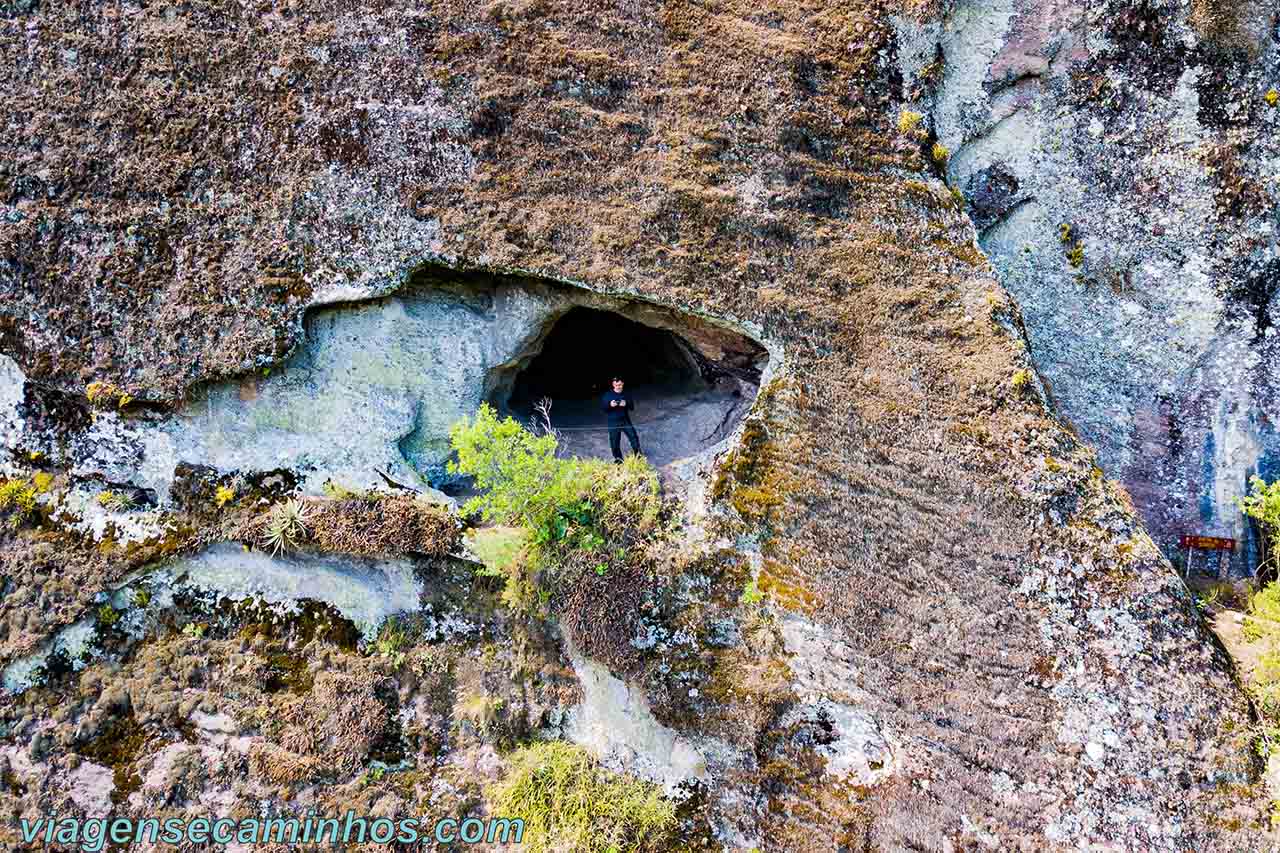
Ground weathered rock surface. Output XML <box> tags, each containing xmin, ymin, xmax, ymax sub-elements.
<box><xmin>162</xmin><ymin>542</ymin><xmax>424</xmax><ymax>640</ymax></box>
<box><xmin>564</xmin><ymin>652</ymin><xmax>711</xmax><ymax>796</ymax></box>
<box><xmin>896</xmin><ymin>0</ymin><xmax>1280</xmax><ymax>574</ymax></box>
<box><xmin>1</xmin><ymin>0</ymin><xmax>1276</xmax><ymax>849</ymax></box>
<box><xmin>3</xmin><ymin>271</ymin><xmax>764</xmax><ymax>502</ymax></box>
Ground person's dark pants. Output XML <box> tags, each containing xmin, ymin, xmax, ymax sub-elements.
<box><xmin>609</xmin><ymin>425</ymin><xmax>641</xmax><ymax>462</ymax></box>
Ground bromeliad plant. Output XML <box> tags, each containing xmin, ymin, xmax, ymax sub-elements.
<box><xmin>262</xmin><ymin>498</ymin><xmax>310</xmax><ymax>555</ymax></box>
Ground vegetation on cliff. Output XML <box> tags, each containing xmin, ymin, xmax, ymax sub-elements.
<box><xmin>485</xmin><ymin>741</ymin><xmax>677</xmax><ymax>853</ymax></box>
<box><xmin>451</xmin><ymin>403</ymin><xmax>663</xmax><ymax>612</ymax></box>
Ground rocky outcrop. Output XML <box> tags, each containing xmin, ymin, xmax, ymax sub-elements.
<box><xmin>895</xmin><ymin>0</ymin><xmax>1280</xmax><ymax>575</ymax></box>
<box><xmin>1</xmin><ymin>0</ymin><xmax>1275</xmax><ymax>849</ymax></box>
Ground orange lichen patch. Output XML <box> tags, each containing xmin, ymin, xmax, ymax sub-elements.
<box><xmin>712</xmin><ymin>380</ymin><xmax>796</xmax><ymax>535</ymax></box>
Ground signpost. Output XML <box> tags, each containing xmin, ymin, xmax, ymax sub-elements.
<box><xmin>1179</xmin><ymin>534</ymin><xmax>1236</xmax><ymax>579</ymax></box>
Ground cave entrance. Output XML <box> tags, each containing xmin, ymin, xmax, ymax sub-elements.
<box><xmin>495</xmin><ymin>306</ymin><xmax>764</xmax><ymax>468</ymax></box>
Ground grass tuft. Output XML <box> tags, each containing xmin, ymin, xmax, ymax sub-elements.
<box><xmin>486</xmin><ymin>741</ymin><xmax>677</xmax><ymax>853</ymax></box>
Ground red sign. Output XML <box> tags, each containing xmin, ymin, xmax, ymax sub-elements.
<box><xmin>1179</xmin><ymin>535</ymin><xmax>1236</xmax><ymax>551</ymax></box>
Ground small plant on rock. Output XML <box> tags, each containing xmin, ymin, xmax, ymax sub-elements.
<box><xmin>96</xmin><ymin>490</ymin><xmax>135</xmax><ymax>512</ymax></box>
<box><xmin>454</xmin><ymin>692</ymin><xmax>504</xmax><ymax>736</ymax></box>
<box><xmin>97</xmin><ymin>603</ymin><xmax>121</xmax><ymax>627</ymax></box>
<box><xmin>262</xmin><ymin>498</ymin><xmax>309</xmax><ymax>555</ymax></box>
<box><xmin>375</xmin><ymin>616</ymin><xmax>409</xmax><ymax>667</ymax></box>
<box><xmin>0</xmin><ymin>479</ymin><xmax>39</xmax><ymax>527</ymax></box>
<box><xmin>214</xmin><ymin>485</ymin><xmax>237</xmax><ymax>508</ymax></box>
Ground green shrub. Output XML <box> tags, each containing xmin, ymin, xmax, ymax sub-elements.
<box><xmin>1245</xmin><ymin>583</ymin><xmax>1280</xmax><ymax>642</ymax></box>
<box><xmin>97</xmin><ymin>604</ymin><xmax>121</xmax><ymax>627</ymax></box>
<box><xmin>486</xmin><ymin>741</ymin><xmax>677</xmax><ymax>853</ymax></box>
<box><xmin>448</xmin><ymin>405</ymin><xmax>662</xmax><ymax>611</ymax></box>
<box><xmin>1245</xmin><ymin>582</ymin><xmax>1280</xmax><ymax>719</ymax></box>
<box><xmin>0</xmin><ymin>479</ymin><xmax>38</xmax><ymax>527</ymax></box>
<box><xmin>1240</xmin><ymin>476</ymin><xmax>1280</xmax><ymax>571</ymax></box>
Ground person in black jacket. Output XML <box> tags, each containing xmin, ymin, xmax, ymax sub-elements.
<box><xmin>601</xmin><ymin>376</ymin><xmax>642</xmax><ymax>463</ymax></box>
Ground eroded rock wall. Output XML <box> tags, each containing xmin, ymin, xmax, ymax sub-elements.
<box><xmin>896</xmin><ymin>1</ymin><xmax>1280</xmax><ymax>574</ymax></box>
<box><xmin>1</xmin><ymin>0</ymin><xmax>1275</xmax><ymax>849</ymax></box>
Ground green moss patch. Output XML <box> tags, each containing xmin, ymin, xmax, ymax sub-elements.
<box><xmin>486</xmin><ymin>741</ymin><xmax>679</xmax><ymax>853</ymax></box>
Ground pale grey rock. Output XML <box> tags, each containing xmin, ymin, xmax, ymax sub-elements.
<box><xmin>51</xmin><ymin>274</ymin><xmax>765</xmax><ymax>506</ymax></box>
<box><xmin>779</xmin><ymin>699</ymin><xmax>895</xmax><ymax>786</ymax></box>
<box><xmin>778</xmin><ymin>614</ymin><xmax>897</xmax><ymax>785</ymax></box>
<box><xmin>564</xmin><ymin>650</ymin><xmax>707</xmax><ymax>796</ymax></box>
<box><xmin>896</xmin><ymin>0</ymin><xmax>1280</xmax><ymax>575</ymax></box>
<box><xmin>63</xmin><ymin>760</ymin><xmax>115</xmax><ymax>818</ymax></box>
<box><xmin>2</xmin><ymin>618</ymin><xmax>100</xmax><ymax>695</ymax></box>
<box><xmin>162</xmin><ymin>542</ymin><xmax>422</xmax><ymax>641</ymax></box>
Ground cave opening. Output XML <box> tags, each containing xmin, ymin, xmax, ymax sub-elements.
<box><xmin>506</xmin><ymin>307</ymin><xmax>705</xmax><ymax>408</ymax></box>
<box><xmin>492</xmin><ymin>305</ymin><xmax>766</xmax><ymax>468</ymax></box>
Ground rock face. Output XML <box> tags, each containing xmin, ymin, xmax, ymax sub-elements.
<box><xmin>564</xmin><ymin>652</ymin><xmax>710</xmax><ymax>796</ymax></box>
<box><xmin>0</xmin><ymin>0</ymin><xmax>1276</xmax><ymax>849</ymax></box>
<box><xmin>4</xmin><ymin>270</ymin><xmax>765</xmax><ymax>500</ymax></box>
<box><xmin>895</xmin><ymin>1</ymin><xmax>1280</xmax><ymax>574</ymax></box>
<box><xmin>162</xmin><ymin>542</ymin><xmax>424</xmax><ymax>640</ymax></box>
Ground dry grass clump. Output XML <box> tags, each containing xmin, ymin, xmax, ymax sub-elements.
<box><xmin>1189</xmin><ymin>0</ymin><xmax>1253</xmax><ymax>53</ymax></box>
<box><xmin>248</xmin><ymin>741</ymin><xmax>324</xmax><ymax>786</ymax></box>
<box><xmin>245</xmin><ymin>493</ymin><xmax>459</xmax><ymax>558</ymax></box>
<box><xmin>266</xmin><ymin>670</ymin><xmax>399</xmax><ymax>780</ymax></box>
<box><xmin>307</xmin><ymin>494</ymin><xmax>460</xmax><ymax>558</ymax></box>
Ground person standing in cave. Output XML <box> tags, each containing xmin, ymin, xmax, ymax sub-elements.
<box><xmin>602</xmin><ymin>376</ymin><xmax>642</xmax><ymax>463</ymax></box>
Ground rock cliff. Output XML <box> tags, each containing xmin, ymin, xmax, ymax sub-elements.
<box><xmin>1</xmin><ymin>0</ymin><xmax>1276</xmax><ymax>850</ymax></box>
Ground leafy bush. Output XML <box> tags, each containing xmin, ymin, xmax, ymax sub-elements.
<box><xmin>0</xmin><ymin>479</ymin><xmax>38</xmax><ymax>527</ymax></box>
<box><xmin>449</xmin><ymin>405</ymin><xmax>662</xmax><ymax>612</ymax></box>
<box><xmin>1244</xmin><ymin>582</ymin><xmax>1280</xmax><ymax>718</ymax></box>
<box><xmin>486</xmin><ymin>741</ymin><xmax>677</xmax><ymax>853</ymax></box>
<box><xmin>1240</xmin><ymin>476</ymin><xmax>1280</xmax><ymax>571</ymax></box>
